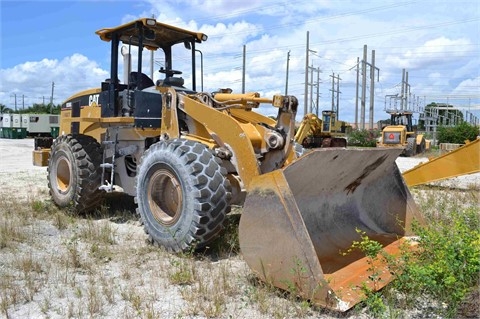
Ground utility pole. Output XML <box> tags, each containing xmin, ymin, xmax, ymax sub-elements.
<box><xmin>304</xmin><ymin>31</ymin><xmax>310</xmax><ymax>116</ymax></box>
<box><xmin>355</xmin><ymin>57</ymin><xmax>359</xmax><ymax>128</ymax></box>
<box><xmin>316</xmin><ymin>67</ymin><xmax>320</xmax><ymax>116</ymax></box>
<box><xmin>405</xmin><ymin>70</ymin><xmax>409</xmax><ymax>110</ymax></box>
<box><xmin>285</xmin><ymin>50</ymin><xmax>290</xmax><ymax>95</ymax></box>
<box><xmin>329</xmin><ymin>72</ymin><xmax>341</xmax><ymax>116</ymax></box>
<box><xmin>242</xmin><ymin>45</ymin><xmax>246</xmax><ymax>93</ymax></box>
<box><xmin>400</xmin><ymin>69</ymin><xmax>405</xmax><ymax>110</ymax></box>
<box><xmin>357</xmin><ymin>46</ymin><xmax>380</xmax><ymax>129</ymax></box>
<box><xmin>22</xmin><ymin>94</ymin><xmax>25</xmax><ymax>109</ymax></box>
<box><xmin>336</xmin><ymin>72</ymin><xmax>340</xmax><ymax>117</ymax></box>
<box><xmin>369</xmin><ymin>49</ymin><xmax>379</xmax><ymax>129</ymax></box>
<box><xmin>360</xmin><ymin>45</ymin><xmax>367</xmax><ymax>129</ymax></box>
<box><xmin>307</xmin><ymin>64</ymin><xmax>320</xmax><ymax>115</ymax></box>
<box><xmin>331</xmin><ymin>73</ymin><xmax>335</xmax><ymax>112</ymax></box>
<box><xmin>309</xmin><ymin>64</ymin><xmax>314</xmax><ymax>113</ymax></box>
<box><xmin>50</xmin><ymin>82</ymin><xmax>55</xmax><ymax>113</ymax></box>
<box><xmin>400</xmin><ymin>69</ymin><xmax>410</xmax><ymax>111</ymax></box>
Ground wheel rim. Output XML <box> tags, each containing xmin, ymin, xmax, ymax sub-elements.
<box><xmin>148</xmin><ymin>168</ymin><xmax>182</xmax><ymax>226</ymax></box>
<box><xmin>56</xmin><ymin>155</ymin><xmax>71</xmax><ymax>193</ymax></box>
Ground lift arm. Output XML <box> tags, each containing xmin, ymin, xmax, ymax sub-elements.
<box><xmin>403</xmin><ymin>138</ymin><xmax>480</xmax><ymax>187</ymax></box>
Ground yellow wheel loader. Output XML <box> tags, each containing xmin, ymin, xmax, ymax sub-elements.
<box><xmin>295</xmin><ymin>111</ymin><xmax>349</xmax><ymax>148</ymax></box>
<box><xmin>377</xmin><ymin>111</ymin><xmax>427</xmax><ymax>156</ymax></box>
<box><xmin>33</xmin><ymin>18</ymin><xmax>423</xmax><ymax>311</ymax></box>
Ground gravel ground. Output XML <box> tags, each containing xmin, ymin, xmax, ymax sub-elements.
<box><xmin>0</xmin><ymin>138</ymin><xmax>478</xmax><ymax>319</ymax></box>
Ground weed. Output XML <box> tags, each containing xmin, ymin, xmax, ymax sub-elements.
<box><xmin>79</xmin><ymin>219</ymin><xmax>117</xmax><ymax>245</ymax></box>
<box><xmin>53</xmin><ymin>211</ymin><xmax>71</xmax><ymax>230</ymax></box>
<box><xmin>87</xmin><ymin>277</ymin><xmax>103</xmax><ymax>316</ymax></box>
<box><xmin>0</xmin><ymin>216</ymin><xmax>27</xmax><ymax>248</ymax></box>
<box><xmin>168</xmin><ymin>255</ymin><xmax>196</xmax><ymax>285</ymax></box>
<box><xmin>65</xmin><ymin>239</ymin><xmax>82</xmax><ymax>269</ymax></box>
<box><xmin>343</xmin><ymin>229</ymin><xmax>388</xmax><ymax>317</ymax></box>
<box><xmin>40</xmin><ymin>294</ymin><xmax>51</xmax><ymax>314</ymax></box>
<box><xmin>121</xmin><ymin>286</ymin><xmax>142</xmax><ymax>313</ymax></box>
<box><xmin>204</xmin><ymin>212</ymin><xmax>240</xmax><ymax>258</ymax></box>
<box><xmin>390</xmin><ymin>206</ymin><xmax>480</xmax><ymax>317</ymax></box>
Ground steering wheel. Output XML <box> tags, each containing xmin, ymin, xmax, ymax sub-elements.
<box><xmin>159</xmin><ymin>67</ymin><xmax>182</xmax><ymax>77</ymax></box>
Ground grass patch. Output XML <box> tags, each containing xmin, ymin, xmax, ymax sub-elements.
<box><xmin>348</xmin><ymin>188</ymin><xmax>479</xmax><ymax>318</ymax></box>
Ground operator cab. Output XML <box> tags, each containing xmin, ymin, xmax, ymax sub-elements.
<box><xmin>95</xmin><ymin>18</ymin><xmax>207</xmax><ymax>126</ymax></box>
<box><xmin>389</xmin><ymin>112</ymin><xmax>414</xmax><ymax>132</ymax></box>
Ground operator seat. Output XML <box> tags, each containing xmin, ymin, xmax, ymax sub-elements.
<box><xmin>129</xmin><ymin>72</ymin><xmax>155</xmax><ymax>90</ymax></box>
<box><xmin>163</xmin><ymin>76</ymin><xmax>185</xmax><ymax>87</ymax></box>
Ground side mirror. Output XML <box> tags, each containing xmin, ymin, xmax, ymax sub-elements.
<box><xmin>184</xmin><ymin>41</ymin><xmax>191</xmax><ymax>50</ymax></box>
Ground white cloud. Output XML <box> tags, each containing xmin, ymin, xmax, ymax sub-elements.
<box><xmin>452</xmin><ymin>76</ymin><xmax>480</xmax><ymax>96</ymax></box>
<box><xmin>0</xmin><ymin>54</ymin><xmax>108</xmax><ymax>108</ymax></box>
<box><xmin>385</xmin><ymin>37</ymin><xmax>473</xmax><ymax>70</ymax></box>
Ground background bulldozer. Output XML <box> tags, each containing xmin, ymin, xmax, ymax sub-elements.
<box><xmin>33</xmin><ymin>18</ymin><xmax>423</xmax><ymax>311</ymax></box>
<box><xmin>295</xmin><ymin>110</ymin><xmax>349</xmax><ymax>148</ymax></box>
<box><xmin>377</xmin><ymin>111</ymin><xmax>428</xmax><ymax>156</ymax></box>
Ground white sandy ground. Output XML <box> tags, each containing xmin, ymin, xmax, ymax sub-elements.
<box><xmin>0</xmin><ymin>138</ymin><xmax>478</xmax><ymax>319</ymax></box>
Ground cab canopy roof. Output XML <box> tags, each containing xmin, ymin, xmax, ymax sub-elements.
<box><xmin>95</xmin><ymin>18</ymin><xmax>207</xmax><ymax>50</ymax></box>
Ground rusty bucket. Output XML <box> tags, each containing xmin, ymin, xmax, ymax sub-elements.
<box><xmin>239</xmin><ymin>148</ymin><xmax>423</xmax><ymax>311</ymax></box>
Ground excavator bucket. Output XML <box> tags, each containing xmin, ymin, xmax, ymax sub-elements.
<box><xmin>239</xmin><ymin>148</ymin><xmax>423</xmax><ymax>311</ymax></box>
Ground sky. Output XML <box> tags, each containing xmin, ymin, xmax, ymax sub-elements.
<box><xmin>1</xmin><ymin>0</ymin><xmax>479</xmax><ymax>126</ymax></box>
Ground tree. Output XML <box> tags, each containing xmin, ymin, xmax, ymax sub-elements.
<box><xmin>17</xmin><ymin>103</ymin><xmax>61</xmax><ymax>114</ymax></box>
<box><xmin>437</xmin><ymin>121</ymin><xmax>479</xmax><ymax>144</ymax></box>
<box><xmin>0</xmin><ymin>103</ymin><xmax>13</xmax><ymax>113</ymax></box>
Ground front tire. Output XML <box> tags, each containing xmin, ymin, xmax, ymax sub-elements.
<box><xmin>416</xmin><ymin>137</ymin><xmax>426</xmax><ymax>154</ymax></box>
<box><xmin>47</xmin><ymin>134</ymin><xmax>104</xmax><ymax>212</ymax></box>
<box><xmin>135</xmin><ymin>139</ymin><xmax>231</xmax><ymax>252</ymax></box>
<box><xmin>405</xmin><ymin>137</ymin><xmax>416</xmax><ymax>157</ymax></box>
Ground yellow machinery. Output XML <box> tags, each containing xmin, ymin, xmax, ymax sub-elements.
<box><xmin>295</xmin><ymin>111</ymin><xmax>349</xmax><ymax>148</ymax></box>
<box><xmin>378</xmin><ymin>111</ymin><xmax>427</xmax><ymax>156</ymax></box>
<box><xmin>33</xmin><ymin>18</ymin><xmax>423</xmax><ymax>311</ymax></box>
<box><xmin>403</xmin><ymin>138</ymin><xmax>479</xmax><ymax>187</ymax></box>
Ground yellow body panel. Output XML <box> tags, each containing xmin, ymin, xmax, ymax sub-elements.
<box><xmin>32</xmin><ymin>149</ymin><xmax>50</xmax><ymax>166</ymax></box>
<box><xmin>181</xmin><ymin>95</ymin><xmax>262</xmax><ymax>187</ymax></box>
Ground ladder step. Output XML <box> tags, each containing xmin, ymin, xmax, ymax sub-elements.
<box><xmin>100</xmin><ymin>163</ymin><xmax>114</xmax><ymax>169</ymax></box>
<box><xmin>99</xmin><ymin>185</ymin><xmax>114</xmax><ymax>192</ymax></box>
<box><xmin>102</xmin><ymin>140</ymin><xmax>116</xmax><ymax>145</ymax></box>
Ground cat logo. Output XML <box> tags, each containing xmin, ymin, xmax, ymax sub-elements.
<box><xmin>89</xmin><ymin>94</ymin><xmax>99</xmax><ymax>107</ymax></box>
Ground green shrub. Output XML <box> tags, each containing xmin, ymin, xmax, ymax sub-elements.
<box><xmin>347</xmin><ymin>129</ymin><xmax>380</xmax><ymax>147</ymax></box>
<box><xmin>346</xmin><ymin>198</ymin><xmax>479</xmax><ymax>318</ymax></box>
<box><xmin>437</xmin><ymin>122</ymin><xmax>479</xmax><ymax>144</ymax></box>
<box><xmin>392</xmin><ymin>207</ymin><xmax>480</xmax><ymax>317</ymax></box>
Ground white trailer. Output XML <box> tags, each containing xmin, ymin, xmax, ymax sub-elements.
<box><xmin>26</xmin><ymin>114</ymin><xmax>60</xmax><ymax>136</ymax></box>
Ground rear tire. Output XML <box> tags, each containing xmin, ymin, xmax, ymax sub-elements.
<box><xmin>47</xmin><ymin>134</ymin><xmax>104</xmax><ymax>212</ymax></box>
<box><xmin>331</xmin><ymin>137</ymin><xmax>347</xmax><ymax>148</ymax></box>
<box><xmin>135</xmin><ymin>139</ymin><xmax>231</xmax><ymax>252</ymax></box>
